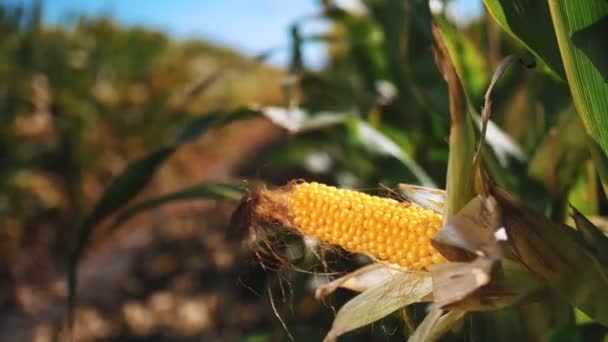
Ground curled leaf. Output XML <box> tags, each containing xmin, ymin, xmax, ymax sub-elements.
<box><xmin>324</xmin><ymin>270</ymin><xmax>432</xmax><ymax>341</ymax></box>
<box><xmin>442</xmin><ymin>259</ymin><xmax>545</xmax><ymax>312</ymax></box>
<box><xmin>430</xmin><ymin>257</ymin><xmax>495</xmax><ymax>308</ymax></box>
<box><xmin>315</xmin><ymin>263</ymin><xmax>403</xmax><ymax>299</ymax></box>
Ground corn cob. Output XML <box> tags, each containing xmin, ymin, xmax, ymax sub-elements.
<box><xmin>256</xmin><ymin>181</ymin><xmax>446</xmax><ymax>270</ymax></box>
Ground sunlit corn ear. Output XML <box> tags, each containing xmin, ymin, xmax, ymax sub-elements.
<box><xmin>252</xmin><ymin>181</ymin><xmax>447</xmax><ymax>270</ymax></box>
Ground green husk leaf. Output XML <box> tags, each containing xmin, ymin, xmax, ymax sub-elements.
<box><xmin>435</xmin><ymin>16</ymin><xmax>489</xmax><ymax>98</ymax></box>
<box><xmin>431</xmin><ymin>24</ymin><xmax>476</xmax><ymax>220</ymax></box>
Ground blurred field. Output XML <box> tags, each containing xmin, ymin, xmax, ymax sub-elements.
<box><xmin>0</xmin><ymin>3</ymin><xmax>289</xmax><ymax>340</ymax></box>
<box><xmin>1</xmin><ymin>1</ymin><xmax>607</xmax><ymax>341</ymax></box>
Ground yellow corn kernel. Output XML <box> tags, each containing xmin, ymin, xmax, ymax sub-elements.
<box><xmin>286</xmin><ymin>182</ymin><xmax>445</xmax><ymax>270</ymax></box>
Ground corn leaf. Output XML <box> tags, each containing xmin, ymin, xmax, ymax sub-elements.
<box><xmin>436</xmin><ymin>17</ymin><xmax>489</xmax><ymax>99</ymax></box>
<box><xmin>67</xmin><ymin>108</ymin><xmax>257</xmax><ymax>326</ymax></box>
<box><xmin>260</xmin><ymin>107</ymin><xmax>437</xmax><ymax>186</ymax></box>
<box><xmin>484</xmin><ymin>0</ymin><xmax>608</xmax><ymax>156</ymax></box>
<box><xmin>588</xmin><ymin>139</ymin><xmax>608</xmax><ymax>194</ymax></box>
<box><xmin>494</xmin><ymin>187</ymin><xmax>608</xmax><ymax>326</ymax></box>
<box><xmin>176</xmin><ymin>109</ymin><xmax>258</xmax><ymax>144</ymax></box>
<box><xmin>261</xmin><ymin>107</ymin><xmax>350</xmax><ymax>133</ymax></box>
<box><xmin>482</xmin><ymin>0</ymin><xmax>565</xmax><ymax>78</ymax></box>
<box><xmin>324</xmin><ymin>270</ymin><xmax>432</xmax><ymax>342</ymax></box>
<box><xmin>352</xmin><ymin>120</ymin><xmax>436</xmax><ymax>187</ymax></box>
<box><xmin>107</xmin><ymin>182</ymin><xmax>246</xmax><ymax>234</ymax></box>
<box><xmin>547</xmin><ymin>0</ymin><xmax>608</xmax><ymax>157</ymax></box>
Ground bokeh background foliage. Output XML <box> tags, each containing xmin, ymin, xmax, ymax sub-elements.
<box><xmin>1</xmin><ymin>0</ymin><xmax>607</xmax><ymax>341</ymax></box>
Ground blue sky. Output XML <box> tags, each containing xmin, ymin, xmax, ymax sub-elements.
<box><xmin>5</xmin><ymin>0</ymin><xmax>483</xmax><ymax>68</ymax></box>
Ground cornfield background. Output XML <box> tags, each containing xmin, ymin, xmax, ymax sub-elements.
<box><xmin>1</xmin><ymin>0</ymin><xmax>607</xmax><ymax>341</ymax></box>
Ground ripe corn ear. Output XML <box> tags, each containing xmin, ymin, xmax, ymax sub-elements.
<box><xmin>257</xmin><ymin>182</ymin><xmax>446</xmax><ymax>270</ymax></box>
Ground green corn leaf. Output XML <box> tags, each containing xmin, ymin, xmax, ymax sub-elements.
<box><xmin>587</xmin><ymin>138</ymin><xmax>608</xmax><ymax>194</ymax></box>
<box><xmin>483</xmin><ymin>0</ymin><xmax>565</xmax><ymax>78</ymax></box>
<box><xmin>484</xmin><ymin>0</ymin><xmax>608</xmax><ymax>156</ymax></box>
<box><xmin>431</xmin><ymin>25</ymin><xmax>476</xmax><ymax>220</ymax></box>
<box><xmin>67</xmin><ymin>146</ymin><xmax>175</xmax><ymax>322</ymax></box>
<box><xmin>351</xmin><ymin>120</ymin><xmax>436</xmax><ymax>187</ymax></box>
<box><xmin>549</xmin><ymin>0</ymin><xmax>608</xmax><ymax>154</ymax></box>
<box><xmin>435</xmin><ymin>17</ymin><xmax>489</xmax><ymax>99</ymax></box>
<box><xmin>548</xmin><ymin>0</ymin><xmax>608</xmax><ymax>157</ymax></box>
